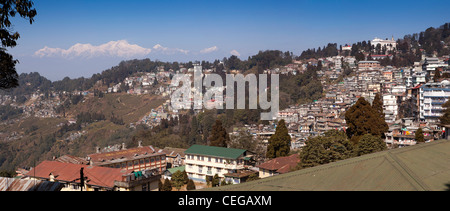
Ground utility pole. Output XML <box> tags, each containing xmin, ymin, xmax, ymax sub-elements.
<box><xmin>80</xmin><ymin>167</ymin><xmax>85</xmax><ymax>191</ymax></box>
<box><xmin>72</xmin><ymin>167</ymin><xmax>88</xmax><ymax>191</ymax></box>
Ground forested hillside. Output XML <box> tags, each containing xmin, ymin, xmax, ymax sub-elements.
<box><xmin>298</xmin><ymin>22</ymin><xmax>450</xmax><ymax>67</ymax></box>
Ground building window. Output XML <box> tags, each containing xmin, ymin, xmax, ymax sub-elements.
<box><xmin>208</xmin><ymin>157</ymin><xmax>211</xmax><ymax>162</ymax></box>
<box><xmin>145</xmin><ymin>158</ymin><xmax>150</xmax><ymax>164</ymax></box>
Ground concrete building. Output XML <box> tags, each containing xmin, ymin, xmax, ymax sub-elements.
<box><xmin>383</xmin><ymin>94</ymin><xmax>398</xmax><ymax>123</ymax></box>
<box><xmin>358</xmin><ymin>61</ymin><xmax>381</xmax><ymax>71</ymax></box>
<box><xmin>371</xmin><ymin>37</ymin><xmax>397</xmax><ymax>51</ymax></box>
<box><xmin>422</xmin><ymin>57</ymin><xmax>448</xmax><ymax>79</ymax></box>
<box><xmin>413</xmin><ymin>71</ymin><xmax>427</xmax><ymax>85</ymax></box>
<box><xmin>419</xmin><ymin>80</ymin><xmax>450</xmax><ymax>124</ymax></box>
<box><xmin>88</xmin><ymin>143</ymin><xmax>167</xmax><ymax>175</ymax></box>
<box><xmin>342</xmin><ymin>44</ymin><xmax>352</xmax><ymax>51</ymax></box>
<box><xmin>184</xmin><ymin>145</ymin><xmax>254</xmax><ymax>183</ymax></box>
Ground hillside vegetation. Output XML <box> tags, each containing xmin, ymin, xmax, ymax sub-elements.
<box><xmin>0</xmin><ymin>93</ymin><xmax>165</xmax><ymax>170</ymax></box>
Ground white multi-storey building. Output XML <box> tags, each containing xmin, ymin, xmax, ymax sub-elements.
<box><xmin>184</xmin><ymin>145</ymin><xmax>253</xmax><ymax>183</ymax></box>
<box><xmin>422</xmin><ymin>57</ymin><xmax>448</xmax><ymax>79</ymax></box>
<box><xmin>383</xmin><ymin>94</ymin><xmax>398</xmax><ymax>123</ymax></box>
<box><xmin>372</xmin><ymin>37</ymin><xmax>397</xmax><ymax>51</ymax></box>
<box><xmin>419</xmin><ymin>80</ymin><xmax>450</xmax><ymax>124</ymax></box>
<box><xmin>413</xmin><ymin>71</ymin><xmax>427</xmax><ymax>86</ymax></box>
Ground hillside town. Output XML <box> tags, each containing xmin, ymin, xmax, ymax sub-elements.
<box><xmin>2</xmin><ymin>35</ymin><xmax>450</xmax><ymax>191</ymax></box>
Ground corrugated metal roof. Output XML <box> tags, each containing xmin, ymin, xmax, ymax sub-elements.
<box><xmin>257</xmin><ymin>154</ymin><xmax>300</xmax><ymax>173</ymax></box>
<box><xmin>25</xmin><ymin>161</ymin><xmax>132</xmax><ymax>188</ymax></box>
<box><xmin>88</xmin><ymin>146</ymin><xmax>165</xmax><ymax>166</ymax></box>
<box><xmin>208</xmin><ymin>140</ymin><xmax>450</xmax><ymax>191</ymax></box>
<box><xmin>185</xmin><ymin>145</ymin><xmax>246</xmax><ymax>160</ymax></box>
<box><xmin>55</xmin><ymin>155</ymin><xmax>89</xmax><ymax>165</ymax></box>
<box><xmin>0</xmin><ymin>177</ymin><xmax>63</xmax><ymax>191</ymax></box>
<box><xmin>166</xmin><ymin>166</ymin><xmax>185</xmax><ymax>174</ymax></box>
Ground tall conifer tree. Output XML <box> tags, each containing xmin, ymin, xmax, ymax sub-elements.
<box><xmin>266</xmin><ymin>119</ymin><xmax>291</xmax><ymax>159</ymax></box>
<box><xmin>415</xmin><ymin>127</ymin><xmax>425</xmax><ymax>143</ymax></box>
<box><xmin>345</xmin><ymin>97</ymin><xmax>388</xmax><ymax>144</ymax></box>
<box><xmin>208</xmin><ymin>120</ymin><xmax>230</xmax><ymax>147</ymax></box>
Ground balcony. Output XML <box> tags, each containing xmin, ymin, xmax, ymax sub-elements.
<box><xmin>423</xmin><ymin>91</ymin><xmax>450</xmax><ymax>97</ymax></box>
<box><xmin>224</xmin><ymin>163</ymin><xmax>245</xmax><ymax>170</ymax></box>
<box><xmin>114</xmin><ymin>174</ymin><xmax>161</xmax><ymax>189</ymax></box>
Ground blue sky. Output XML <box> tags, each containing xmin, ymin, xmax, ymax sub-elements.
<box><xmin>7</xmin><ymin>0</ymin><xmax>450</xmax><ymax>81</ymax></box>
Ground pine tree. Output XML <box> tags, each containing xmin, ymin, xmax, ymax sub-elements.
<box><xmin>186</xmin><ymin>179</ymin><xmax>196</xmax><ymax>190</ymax></box>
<box><xmin>372</xmin><ymin>93</ymin><xmax>389</xmax><ymax>136</ymax></box>
<box><xmin>354</xmin><ymin>134</ymin><xmax>387</xmax><ymax>157</ymax></box>
<box><xmin>182</xmin><ymin>170</ymin><xmax>189</xmax><ymax>184</ymax></box>
<box><xmin>434</xmin><ymin>67</ymin><xmax>442</xmax><ymax>81</ymax></box>
<box><xmin>345</xmin><ymin>97</ymin><xmax>388</xmax><ymax>144</ymax></box>
<box><xmin>188</xmin><ymin>116</ymin><xmax>200</xmax><ymax>145</ymax></box>
<box><xmin>298</xmin><ymin>130</ymin><xmax>352</xmax><ymax>169</ymax></box>
<box><xmin>322</xmin><ymin>130</ymin><xmax>354</xmax><ymax>161</ymax></box>
<box><xmin>266</xmin><ymin>119</ymin><xmax>292</xmax><ymax>159</ymax></box>
<box><xmin>161</xmin><ymin>178</ymin><xmax>172</xmax><ymax>191</ymax></box>
<box><xmin>372</xmin><ymin>93</ymin><xmax>385</xmax><ymax>120</ymax></box>
<box><xmin>415</xmin><ymin>128</ymin><xmax>425</xmax><ymax>143</ymax></box>
<box><xmin>212</xmin><ymin>174</ymin><xmax>220</xmax><ymax>187</ymax></box>
<box><xmin>171</xmin><ymin>170</ymin><xmax>185</xmax><ymax>191</ymax></box>
<box><xmin>298</xmin><ymin>135</ymin><xmax>327</xmax><ymax>169</ymax></box>
<box><xmin>158</xmin><ymin>179</ymin><xmax>163</xmax><ymax>191</ymax></box>
<box><xmin>208</xmin><ymin>119</ymin><xmax>230</xmax><ymax>147</ymax></box>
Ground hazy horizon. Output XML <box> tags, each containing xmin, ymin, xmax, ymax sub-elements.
<box><xmin>8</xmin><ymin>0</ymin><xmax>450</xmax><ymax>81</ymax></box>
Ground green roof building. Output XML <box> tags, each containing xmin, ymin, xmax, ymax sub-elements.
<box><xmin>163</xmin><ymin>165</ymin><xmax>186</xmax><ymax>180</ymax></box>
<box><xmin>184</xmin><ymin>145</ymin><xmax>252</xmax><ymax>183</ymax></box>
<box><xmin>184</xmin><ymin>145</ymin><xmax>247</xmax><ymax>160</ymax></box>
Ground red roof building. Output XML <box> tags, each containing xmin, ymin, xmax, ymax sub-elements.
<box><xmin>25</xmin><ymin>161</ymin><xmax>130</xmax><ymax>191</ymax></box>
<box><xmin>88</xmin><ymin>145</ymin><xmax>166</xmax><ymax>174</ymax></box>
<box><xmin>257</xmin><ymin>154</ymin><xmax>300</xmax><ymax>178</ymax></box>
<box><xmin>25</xmin><ymin>160</ymin><xmax>161</xmax><ymax>191</ymax></box>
